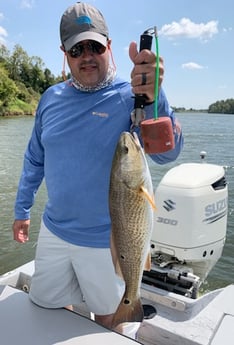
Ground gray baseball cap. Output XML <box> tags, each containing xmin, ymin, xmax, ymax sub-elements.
<box><xmin>60</xmin><ymin>2</ymin><xmax>109</xmax><ymax>51</ymax></box>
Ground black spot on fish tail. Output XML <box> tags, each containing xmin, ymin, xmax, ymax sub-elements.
<box><xmin>111</xmin><ymin>297</ymin><xmax>144</xmax><ymax>329</ymax></box>
<box><xmin>124</xmin><ymin>298</ymin><xmax>130</xmax><ymax>305</ymax></box>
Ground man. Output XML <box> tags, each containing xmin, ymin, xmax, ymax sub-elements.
<box><xmin>13</xmin><ymin>1</ymin><xmax>183</xmax><ymax>336</ymax></box>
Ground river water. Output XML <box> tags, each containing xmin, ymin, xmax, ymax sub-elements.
<box><xmin>0</xmin><ymin>113</ymin><xmax>233</xmax><ymax>292</ymax></box>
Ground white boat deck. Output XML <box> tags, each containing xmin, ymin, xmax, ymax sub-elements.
<box><xmin>1</xmin><ymin>261</ymin><xmax>234</xmax><ymax>345</ymax></box>
<box><xmin>0</xmin><ymin>284</ymin><xmax>138</xmax><ymax>345</ymax></box>
<box><xmin>139</xmin><ymin>283</ymin><xmax>234</xmax><ymax>345</ymax></box>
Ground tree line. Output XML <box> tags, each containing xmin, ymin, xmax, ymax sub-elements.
<box><xmin>0</xmin><ymin>44</ymin><xmax>233</xmax><ymax>116</ymax></box>
<box><xmin>173</xmin><ymin>98</ymin><xmax>234</xmax><ymax>114</ymax></box>
<box><xmin>0</xmin><ymin>44</ymin><xmax>63</xmax><ymax>116</ymax></box>
<box><xmin>208</xmin><ymin>99</ymin><xmax>234</xmax><ymax>114</ymax></box>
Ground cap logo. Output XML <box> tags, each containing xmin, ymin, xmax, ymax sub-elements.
<box><xmin>76</xmin><ymin>15</ymin><xmax>92</xmax><ymax>25</ymax></box>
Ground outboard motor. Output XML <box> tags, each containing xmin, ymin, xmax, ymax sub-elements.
<box><xmin>144</xmin><ymin>159</ymin><xmax>228</xmax><ymax>298</ymax></box>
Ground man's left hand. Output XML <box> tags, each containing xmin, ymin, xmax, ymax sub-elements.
<box><xmin>129</xmin><ymin>41</ymin><xmax>164</xmax><ymax>103</ymax></box>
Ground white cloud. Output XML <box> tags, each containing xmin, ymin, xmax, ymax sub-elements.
<box><xmin>0</xmin><ymin>12</ymin><xmax>7</xmax><ymax>45</ymax></box>
<box><xmin>0</xmin><ymin>26</ymin><xmax>7</xmax><ymax>45</ymax></box>
<box><xmin>159</xmin><ymin>18</ymin><xmax>218</xmax><ymax>41</ymax></box>
<box><xmin>182</xmin><ymin>62</ymin><xmax>204</xmax><ymax>70</ymax></box>
<box><xmin>20</xmin><ymin>0</ymin><xmax>34</xmax><ymax>9</ymax></box>
<box><xmin>223</xmin><ymin>27</ymin><xmax>232</xmax><ymax>32</ymax></box>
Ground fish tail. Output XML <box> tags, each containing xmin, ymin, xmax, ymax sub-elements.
<box><xmin>111</xmin><ymin>297</ymin><xmax>144</xmax><ymax>329</ymax></box>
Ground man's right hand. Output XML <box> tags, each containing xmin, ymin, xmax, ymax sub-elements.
<box><xmin>13</xmin><ymin>219</ymin><xmax>30</xmax><ymax>243</ymax></box>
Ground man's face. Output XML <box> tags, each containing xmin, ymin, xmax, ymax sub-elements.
<box><xmin>65</xmin><ymin>40</ymin><xmax>110</xmax><ymax>87</ymax></box>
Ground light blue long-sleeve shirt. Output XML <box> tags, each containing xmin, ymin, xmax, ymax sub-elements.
<box><xmin>14</xmin><ymin>77</ymin><xmax>183</xmax><ymax>247</ymax></box>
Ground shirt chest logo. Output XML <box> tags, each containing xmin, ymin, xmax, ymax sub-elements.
<box><xmin>92</xmin><ymin>111</ymin><xmax>109</xmax><ymax>118</ymax></box>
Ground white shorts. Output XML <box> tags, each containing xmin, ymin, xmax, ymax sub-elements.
<box><xmin>29</xmin><ymin>221</ymin><xmax>125</xmax><ymax>315</ymax></box>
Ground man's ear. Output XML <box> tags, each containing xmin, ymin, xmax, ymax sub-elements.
<box><xmin>107</xmin><ymin>39</ymin><xmax>112</xmax><ymax>50</ymax></box>
<box><xmin>60</xmin><ymin>45</ymin><xmax>66</xmax><ymax>53</ymax></box>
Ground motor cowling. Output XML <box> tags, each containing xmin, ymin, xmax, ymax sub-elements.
<box><xmin>151</xmin><ymin>163</ymin><xmax>228</xmax><ymax>281</ymax></box>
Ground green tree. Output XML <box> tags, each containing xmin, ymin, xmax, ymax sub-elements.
<box><xmin>0</xmin><ymin>43</ymin><xmax>59</xmax><ymax>115</ymax></box>
<box><xmin>208</xmin><ymin>99</ymin><xmax>234</xmax><ymax>114</ymax></box>
<box><xmin>0</xmin><ymin>65</ymin><xmax>18</xmax><ymax>112</ymax></box>
<box><xmin>43</xmin><ymin>68</ymin><xmax>56</xmax><ymax>90</ymax></box>
<box><xmin>0</xmin><ymin>45</ymin><xmax>10</xmax><ymax>66</ymax></box>
<box><xmin>9</xmin><ymin>45</ymin><xmax>30</xmax><ymax>81</ymax></box>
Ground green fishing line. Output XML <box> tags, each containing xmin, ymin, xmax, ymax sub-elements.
<box><xmin>154</xmin><ymin>27</ymin><xmax>159</xmax><ymax>120</ymax></box>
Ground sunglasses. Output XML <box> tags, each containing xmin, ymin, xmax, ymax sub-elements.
<box><xmin>68</xmin><ymin>41</ymin><xmax>107</xmax><ymax>58</ymax></box>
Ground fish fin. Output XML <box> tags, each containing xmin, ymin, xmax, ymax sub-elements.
<box><xmin>111</xmin><ymin>297</ymin><xmax>144</xmax><ymax>330</ymax></box>
<box><xmin>144</xmin><ymin>252</ymin><xmax>151</xmax><ymax>271</ymax></box>
<box><xmin>110</xmin><ymin>231</ymin><xmax>124</xmax><ymax>278</ymax></box>
<box><xmin>140</xmin><ymin>186</ymin><xmax>156</xmax><ymax>210</ymax></box>
<box><xmin>114</xmin><ymin>258</ymin><xmax>123</xmax><ymax>279</ymax></box>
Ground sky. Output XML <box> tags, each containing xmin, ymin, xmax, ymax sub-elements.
<box><xmin>0</xmin><ymin>0</ymin><xmax>233</xmax><ymax>109</ymax></box>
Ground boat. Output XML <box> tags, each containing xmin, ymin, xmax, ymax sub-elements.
<box><xmin>1</xmin><ymin>152</ymin><xmax>233</xmax><ymax>344</ymax></box>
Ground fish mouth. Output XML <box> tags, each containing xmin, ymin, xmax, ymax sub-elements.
<box><xmin>129</xmin><ymin>131</ymin><xmax>141</xmax><ymax>150</ymax></box>
<box><xmin>120</xmin><ymin>131</ymin><xmax>141</xmax><ymax>149</ymax></box>
<box><xmin>132</xmin><ymin>132</ymin><xmax>140</xmax><ymax>145</ymax></box>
